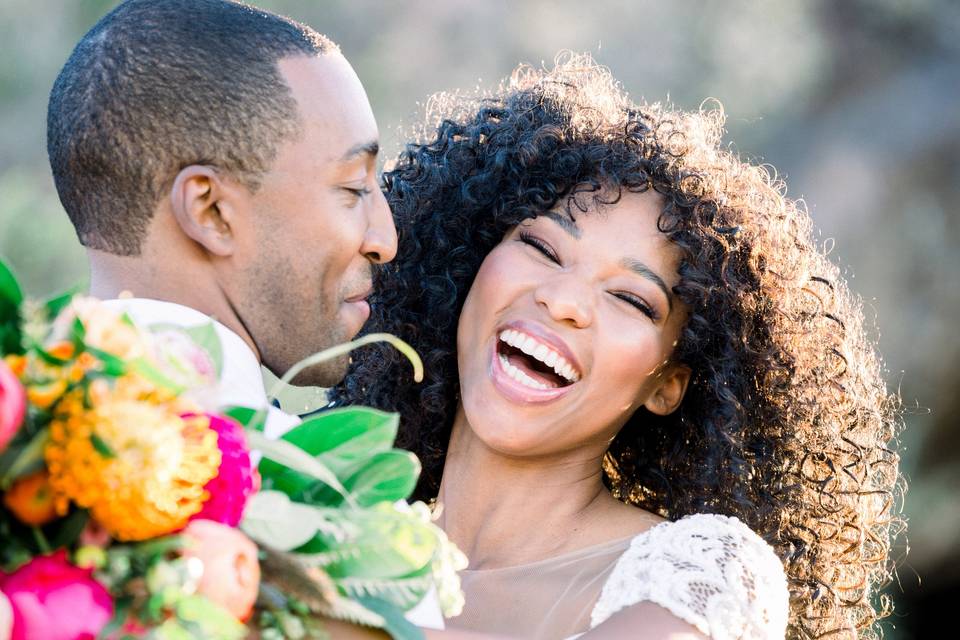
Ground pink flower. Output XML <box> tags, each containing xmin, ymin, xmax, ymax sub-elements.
<box><xmin>188</xmin><ymin>413</ymin><xmax>259</xmax><ymax>527</ymax></box>
<box><xmin>181</xmin><ymin>519</ymin><xmax>260</xmax><ymax>621</ymax></box>
<box><xmin>0</xmin><ymin>591</ymin><xmax>12</xmax><ymax>640</ymax></box>
<box><xmin>0</xmin><ymin>359</ymin><xmax>26</xmax><ymax>453</ymax></box>
<box><xmin>0</xmin><ymin>550</ymin><xmax>113</xmax><ymax>640</ymax></box>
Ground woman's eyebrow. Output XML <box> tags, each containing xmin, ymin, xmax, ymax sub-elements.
<box><xmin>541</xmin><ymin>211</ymin><xmax>582</xmax><ymax>238</ymax></box>
<box><xmin>621</xmin><ymin>258</ymin><xmax>673</xmax><ymax>312</ymax></box>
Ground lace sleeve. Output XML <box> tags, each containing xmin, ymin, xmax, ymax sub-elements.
<box><xmin>589</xmin><ymin>513</ymin><xmax>789</xmax><ymax>639</ymax></box>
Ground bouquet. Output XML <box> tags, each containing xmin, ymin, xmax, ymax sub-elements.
<box><xmin>0</xmin><ymin>259</ymin><xmax>466</xmax><ymax>640</ymax></box>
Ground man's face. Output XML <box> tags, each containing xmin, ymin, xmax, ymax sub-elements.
<box><xmin>226</xmin><ymin>54</ymin><xmax>396</xmax><ymax>386</ymax></box>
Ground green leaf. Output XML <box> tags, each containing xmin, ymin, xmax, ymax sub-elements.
<box><xmin>310</xmin><ymin>505</ymin><xmax>437</xmax><ymax>580</ymax></box>
<box><xmin>29</xmin><ymin>342</ymin><xmax>71</xmax><ymax>367</ymax></box>
<box><xmin>246</xmin><ymin>431</ymin><xmax>353</xmax><ymax>504</ymax></box>
<box><xmin>44</xmin><ymin>288</ymin><xmax>79</xmax><ymax>319</ymax></box>
<box><xmin>149</xmin><ymin>321</ymin><xmax>224</xmax><ymax>379</ymax></box>
<box><xmin>132</xmin><ymin>535</ymin><xmax>185</xmax><ymax>559</ymax></box>
<box><xmin>175</xmin><ymin>594</ymin><xmax>246</xmax><ymax>639</ymax></box>
<box><xmin>336</xmin><ymin>571</ymin><xmax>433</xmax><ymax>611</ymax></box>
<box><xmin>70</xmin><ymin>316</ymin><xmax>86</xmax><ymax>353</ymax></box>
<box><xmin>241</xmin><ymin>491</ymin><xmax>357</xmax><ymax>551</ymax></box>
<box><xmin>355</xmin><ymin>596</ymin><xmax>425</xmax><ymax>640</ymax></box>
<box><xmin>0</xmin><ymin>259</ymin><xmax>23</xmax><ymax>356</ymax></box>
<box><xmin>48</xmin><ymin>508</ymin><xmax>89</xmax><ymax>548</ymax></box>
<box><xmin>97</xmin><ymin>595</ymin><xmax>133</xmax><ymax>640</ymax></box>
<box><xmin>84</xmin><ymin>345</ymin><xmax>127</xmax><ymax>377</ymax></box>
<box><xmin>344</xmin><ymin>451</ymin><xmax>420</xmax><ymax>507</ymax></box>
<box><xmin>279</xmin><ymin>407</ymin><xmax>399</xmax><ymax>476</ymax></box>
<box><xmin>90</xmin><ymin>433</ymin><xmax>115</xmax><ymax>458</ymax></box>
<box><xmin>0</xmin><ymin>428</ymin><xmax>49</xmax><ymax>489</ymax></box>
<box><xmin>298</xmin><ymin>407</ymin><xmax>398</xmax><ymax>456</ymax></box>
<box><xmin>0</xmin><ymin>259</ymin><xmax>23</xmax><ymax>307</ymax></box>
<box><xmin>222</xmin><ymin>405</ymin><xmax>266</xmax><ymax>432</ymax></box>
<box><xmin>129</xmin><ymin>356</ymin><xmax>184</xmax><ymax>393</ymax></box>
<box><xmin>256</xmin><ymin>407</ymin><xmax>399</xmax><ymax>504</ymax></box>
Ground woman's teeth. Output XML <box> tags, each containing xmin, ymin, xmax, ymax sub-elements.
<box><xmin>498</xmin><ymin>329</ymin><xmax>581</xmax><ymax>384</ymax></box>
<box><xmin>498</xmin><ymin>353</ymin><xmax>555</xmax><ymax>390</ymax></box>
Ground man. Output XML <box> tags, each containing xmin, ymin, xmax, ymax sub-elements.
<box><xmin>46</xmin><ymin>0</ymin><xmax>439</xmax><ymax>633</ymax></box>
<box><xmin>48</xmin><ymin>0</ymin><xmax>393</xmax><ymax>414</ymax></box>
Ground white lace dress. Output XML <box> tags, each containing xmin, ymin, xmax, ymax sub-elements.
<box><xmin>454</xmin><ymin>512</ymin><xmax>789</xmax><ymax>639</ymax></box>
<box><xmin>583</xmin><ymin>513</ymin><xmax>790</xmax><ymax>639</ymax></box>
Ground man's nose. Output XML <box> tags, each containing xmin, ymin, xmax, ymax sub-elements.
<box><xmin>533</xmin><ymin>272</ymin><xmax>594</xmax><ymax>328</ymax></box>
<box><xmin>361</xmin><ymin>188</ymin><xmax>398</xmax><ymax>264</ymax></box>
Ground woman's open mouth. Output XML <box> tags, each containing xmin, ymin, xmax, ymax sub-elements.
<box><xmin>496</xmin><ymin>328</ymin><xmax>580</xmax><ymax>389</ymax></box>
<box><xmin>488</xmin><ymin>326</ymin><xmax>582</xmax><ymax>403</ymax></box>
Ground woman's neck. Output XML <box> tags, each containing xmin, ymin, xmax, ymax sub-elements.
<box><xmin>437</xmin><ymin>405</ymin><xmax>618</xmax><ymax>570</ymax></box>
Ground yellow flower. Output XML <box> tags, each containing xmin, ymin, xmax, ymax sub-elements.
<box><xmin>27</xmin><ymin>379</ymin><xmax>68</xmax><ymax>409</ymax></box>
<box><xmin>44</xmin><ymin>392</ymin><xmax>221</xmax><ymax>541</ymax></box>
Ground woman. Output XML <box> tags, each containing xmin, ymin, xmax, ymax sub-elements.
<box><xmin>332</xmin><ymin>55</ymin><xmax>904</xmax><ymax>639</ymax></box>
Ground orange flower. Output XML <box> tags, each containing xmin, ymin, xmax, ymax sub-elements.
<box><xmin>26</xmin><ymin>379</ymin><xmax>68</xmax><ymax>410</ymax></box>
<box><xmin>3</xmin><ymin>470</ymin><xmax>59</xmax><ymax>526</ymax></box>
<box><xmin>44</xmin><ymin>392</ymin><xmax>221</xmax><ymax>541</ymax></box>
<box><xmin>181</xmin><ymin>520</ymin><xmax>260</xmax><ymax>621</ymax></box>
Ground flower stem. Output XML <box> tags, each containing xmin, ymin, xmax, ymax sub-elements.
<box><xmin>32</xmin><ymin>526</ymin><xmax>51</xmax><ymax>553</ymax></box>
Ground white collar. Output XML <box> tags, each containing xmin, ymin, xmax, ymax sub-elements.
<box><xmin>100</xmin><ymin>297</ymin><xmax>269</xmax><ymax>410</ymax></box>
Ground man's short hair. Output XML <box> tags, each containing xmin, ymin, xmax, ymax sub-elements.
<box><xmin>47</xmin><ymin>0</ymin><xmax>336</xmax><ymax>256</ymax></box>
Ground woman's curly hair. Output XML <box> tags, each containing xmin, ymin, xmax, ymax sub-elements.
<box><xmin>330</xmin><ymin>54</ymin><xmax>906</xmax><ymax>639</ymax></box>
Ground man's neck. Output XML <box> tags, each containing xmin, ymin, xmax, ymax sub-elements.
<box><xmin>87</xmin><ymin>249</ymin><xmax>260</xmax><ymax>361</ymax></box>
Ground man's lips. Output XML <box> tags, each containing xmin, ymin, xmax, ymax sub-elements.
<box><xmin>344</xmin><ymin>286</ymin><xmax>373</xmax><ymax>304</ymax></box>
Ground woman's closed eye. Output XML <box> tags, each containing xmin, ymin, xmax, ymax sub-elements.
<box><xmin>611</xmin><ymin>291</ymin><xmax>659</xmax><ymax>321</ymax></box>
<box><xmin>518</xmin><ymin>231</ymin><xmax>559</xmax><ymax>264</ymax></box>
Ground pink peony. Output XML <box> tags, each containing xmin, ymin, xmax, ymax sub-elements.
<box><xmin>181</xmin><ymin>519</ymin><xmax>260</xmax><ymax>621</ymax></box>
<box><xmin>0</xmin><ymin>359</ymin><xmax>25</xmax><ymax>453</ymax></box>
<box><xmin>0</xmin><ymin>550</ymin><xmax>113</xmax><ymax>640</ymax></box>
<box><xmin>187</xmin><ymin>413</ymin><xmax>259</xmax><ymax>527</ymax></box>
<box><xmin>0</xmin><ymin>591</ymin><xmax>11</xmax><ymax>640</ymax></box>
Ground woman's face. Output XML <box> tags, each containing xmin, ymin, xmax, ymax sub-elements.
<box><xmin>456</xmin><ymin>189</ymin><xmax>691</xmax><ymax>458</ymax></box>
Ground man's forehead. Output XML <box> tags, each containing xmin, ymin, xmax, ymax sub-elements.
<box><xmin>278</xmin><ymin>54</ymin><xmax>379</xmax><ymax>162</ymax></box>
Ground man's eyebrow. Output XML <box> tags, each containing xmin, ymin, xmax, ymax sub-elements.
<box><xmin>621</xmin><ymin>258</ymin><xmax>674</xmax><ymax>312</ymax></box>
<box><xmin>340</xmin><ymin>140</ymin><xmax>379</xmax><ymax>162</ymax></box>
<box><xmin>541</xmin><ymin>211</ymin><xmax>581</xmax><ymax>238</ymax></box>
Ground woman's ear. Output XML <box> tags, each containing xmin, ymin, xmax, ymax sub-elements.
<box><xmin>169</xmin><ymin>165</ymin><xmax>241</xmax><ymax>256</ymax></box>
<box><xmin>643</xmin><ymin>363</ymin><xmax>691</xmax><ymax>416</ymax></box>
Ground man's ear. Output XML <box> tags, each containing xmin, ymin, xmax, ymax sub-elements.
<box><xmin>169</xmin><ymin>165</ymin><xmax>242</xmax><ymax>256</ymax></box>
<box><xmin>643</xmin><ymin>362</ymin><xmax>692</xmax><ymax>417</ymax></box>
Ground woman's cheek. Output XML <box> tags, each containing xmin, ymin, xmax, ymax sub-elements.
<box><xmin>601</xmin><ymin>319</ymin><xmax>665</xmax><ymax>394</ymax></box>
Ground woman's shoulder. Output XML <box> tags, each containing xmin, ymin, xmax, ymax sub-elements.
<box><xmin>629</xmin><ymin>512</ymin><xmax>778</xmax><ymax>548</ymax></box>
<box><xmin>591</xmin><ymin>512</ymin><xmax>790</xmax><ymax>639</ymax></box>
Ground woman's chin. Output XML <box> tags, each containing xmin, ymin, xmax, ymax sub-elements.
<box><xmin>472</xmin><ymin>425</ymin><xmax>552</xmax><ymax>458</ymax></box>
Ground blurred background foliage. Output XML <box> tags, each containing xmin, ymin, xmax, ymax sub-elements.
<box><xmin>1</xmin><ymin>1</ymin><xmax>958</xmax><ymax>637</ymax></box>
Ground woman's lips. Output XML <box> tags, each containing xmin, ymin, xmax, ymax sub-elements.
<box><xmin>488</xmin><ymin>341</ymin><xmax>577</xmax><ymax>404</ymax></box>
<box><xmin>495</xmin><ymin>319</ymin><xmax>582</xmax><ymax>379</ymax></box>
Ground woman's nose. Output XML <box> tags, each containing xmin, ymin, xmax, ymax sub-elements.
<box><xmin>533</xmin><ymin>273</ymin><xmax>594</xmax><ymax>328</ymax></box>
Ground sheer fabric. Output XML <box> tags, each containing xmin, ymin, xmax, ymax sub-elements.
<box><xmin>453</xmin><ymin>534</ymin><xmax>634</xmax><ymax>638</ymax></box>
<box><xmin>449</xmin><ymin>513</ymin><xmax>789</xmax><ymax>639</ymax></box>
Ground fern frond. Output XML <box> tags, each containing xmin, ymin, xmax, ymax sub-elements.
<box><xmin>336</xmin><ymin>575</ymin><xmax>434</xmax><ymax>609</ymax></box>
<box><xmin>313</xmin><ymin>596</ymin><xmax>386</xmax><ymax>628</ymax></box>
